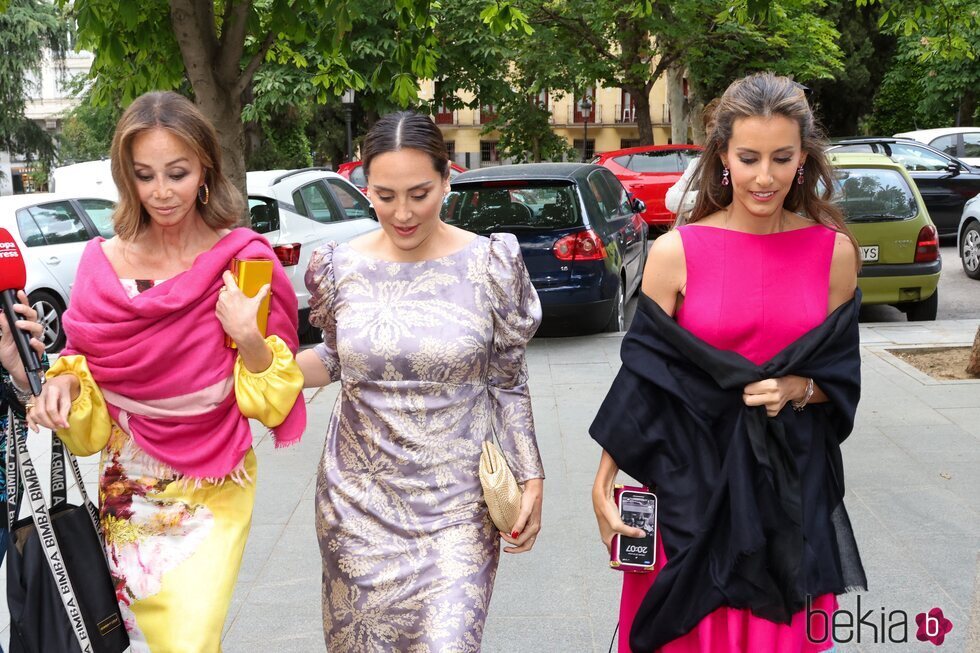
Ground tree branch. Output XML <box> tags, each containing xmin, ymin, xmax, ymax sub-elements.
<box><xmin>235</xmin><ymin>30</ymin><xmax>277</xmax><ymax>97</ymax></box>
<box><xmin>218</xmin><ymin>0</ymin><xmax>253</xmax><ymax>81</ymax></box>
<box><xmin>169</xmin><ymin>0</ymin><xmax>220</xmax><ymax>91</ymax></box>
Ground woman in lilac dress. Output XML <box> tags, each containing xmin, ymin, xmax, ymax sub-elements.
<box><xmin>296</xmin><ymin>111</ymin><xmax>545</xmax><ymax>651</ymax></box>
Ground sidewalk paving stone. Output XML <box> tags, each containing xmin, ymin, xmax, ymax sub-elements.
<box><xmin>0</xmin><ymin>321</ymin><xmax>977</xmax><ymax>652</ymax></box>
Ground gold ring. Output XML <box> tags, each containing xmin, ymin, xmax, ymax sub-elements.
<box><xmin>24</xmin><ymin>402</ymin><xmax>35</xmax><ymax>412</ymax></box>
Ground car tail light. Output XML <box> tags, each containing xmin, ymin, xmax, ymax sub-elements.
<box><xmin>273</xmin><ymin>243</ymin><xmax>301</xmax><ymax>266</ymax></box>
<box><xmin>554</xmin><ymin>230</ymin><xmax>607</xmax><ymax>261</ymax></box>
<box><xmin>914</xmin><ymin>225</ymin><xmax>939</xmax><ymax>263</ymax></box>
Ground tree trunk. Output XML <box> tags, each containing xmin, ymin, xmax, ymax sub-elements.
<box><xmin>967</xmin><ymin>325</ymin><xmax>980</xmax><ymax>376</ymax></box>
<box><xmin>169</xmin><ymin>0</ymin><xmax>274</xmax><ymax>219</ymax></box>
<box><xmin>959</xmin><ymin>90</ymin><xmax>976</xmax><ymax>127</ymax></box>
<box><xmin>667</xmin><ymin>65</ymin><xmax>688</xmax><ymax>145</ymax></box>
<box><xmin>690</xmin><ymin>96</ymin><xmax>707</xmax><ymax>145</ymax></box>
<box><xmin>628</xmin><ymin>83</ymin><xmax>655</xmax><ymax>145</ymax></box>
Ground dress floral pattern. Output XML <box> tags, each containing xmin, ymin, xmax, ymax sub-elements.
<box><xmin>307</xmin><ymin>233</ymin><xmax>544</xmax><ymax>652</ymax></box>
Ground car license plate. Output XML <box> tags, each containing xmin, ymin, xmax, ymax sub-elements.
<box><xmin>860</xmin><ymin>245</ymin><xmax>879</xmax><ymax>262</ymax></box>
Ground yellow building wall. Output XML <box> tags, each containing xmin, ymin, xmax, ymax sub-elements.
<box><xmin>421</xmin><ymin>74</ymin><xmax>680</xmax><ymax>166</ymax></box>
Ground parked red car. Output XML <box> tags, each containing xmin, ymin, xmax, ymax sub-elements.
<box><xmin>337</xmin><ymin>160</ymin><xmax>468</xmax><ymax>193</ymax></box>
<box><xmin>594</xmin><ymin>145</ymin><xmax>702</xmax><ymax>228</ymax></box>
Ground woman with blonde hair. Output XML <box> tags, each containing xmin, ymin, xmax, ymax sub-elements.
<box><xmin>29</xmin><ymin>90</ymin><xmax>307</xmax><ymax>652</ymax></box>
<box><xmin>592</xmin><ymin>72</ymin><xmax>866</xmax><ymax>652</ymax></box>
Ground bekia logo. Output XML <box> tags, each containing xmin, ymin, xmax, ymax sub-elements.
<box><xmin>807</xmin><ymin>595</ymin><xmax>955</xmax><ymax>646</ymax></box>
<box><xmin>915</xmin><ymin>607</ymin><xmax>953</xmax><ymax>646</ymax></box>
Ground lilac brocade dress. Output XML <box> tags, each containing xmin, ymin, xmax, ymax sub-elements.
<box><xmin>306</xmin><ymin>233</ymin><xmax>545</xmax><ymax>651</ymax></box>
<box><xmin>619</xmin><ymin>224</ymin><xmax>840</xmax><ymax>653</ymax></box>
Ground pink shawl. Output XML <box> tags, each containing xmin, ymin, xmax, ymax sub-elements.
<box><xmin>62</xmin><ymin>228</ymin><xmax>306</xmax><ymax>478</ymax></box>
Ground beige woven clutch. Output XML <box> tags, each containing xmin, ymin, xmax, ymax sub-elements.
<box><xmin>479</xmin><ymin>440</ymin><xmax>523</xmax><ymax>533</ymax></box>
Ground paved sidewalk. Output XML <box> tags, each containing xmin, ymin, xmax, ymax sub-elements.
<box><xmin>1</xmin><ymin>320</ymin><xmax>978</xmax><ymax>652</ymax></box>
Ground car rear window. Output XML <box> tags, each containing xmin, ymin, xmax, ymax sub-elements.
<box><xmin>830</xmin><ymin>167</ymin><xmax>918</xmax><ymax>222</ymax></box>
<box><xmin>628</xmin><ymin>151</ymin><xmax>683</xmax><ymax>173</ymax></box>
<box><xmin>443</xmin><ymin>184</ymin><xmax>579</xmax><ymax>231</ymax></box>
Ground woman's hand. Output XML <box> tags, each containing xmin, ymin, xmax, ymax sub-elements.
<box><xmin>499</xmin><ymin>478</ymin><xmax>543</xmax><ymax>554</ymax></box>
<box><xmin>215</xmin><ymin>270</ymin><xmax>268</xmax><ymax>348</ymax></box>
<box><xmin>742</xmin><ymin>376</ymin><xmax>809</xmax><ymax>417</ymax></box>
<box><xmin>592</xmin><ymin>479</ymin><xmax>645</xmax><ymax>554</ymax></box>
<box><xmin>0</xmin><ymin>290</ymin><xmax>45</xmax><ymax>388</ymax></box>
<box><xmin>26</xmin><ymin>373</ymin><xmax>79</xmax><ymax>433</ymax></box>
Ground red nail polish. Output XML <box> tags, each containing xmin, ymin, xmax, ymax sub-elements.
<box><xmin>511</xmin><ymin>531</ymin><xmax>519</xmax><ymax>538</ymax></box>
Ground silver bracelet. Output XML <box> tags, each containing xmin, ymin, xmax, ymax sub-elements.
<box><xmin>7</xmin><ymin>376</ymin><xmax>33</xmax><ymax>406</ymax></box>
<box><xmin>792</xmin><ymin>377</ymin><xmax>815</xmax><ymax>412</ymax></box>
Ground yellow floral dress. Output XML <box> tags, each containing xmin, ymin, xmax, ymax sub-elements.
<box><xmin>48</xmin><ymin>320</ymin><xmax>302</xmax><ymax>652</ymax></box>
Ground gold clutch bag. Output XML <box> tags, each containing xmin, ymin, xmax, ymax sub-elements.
<box><xmin>479</xmin><ymin>440</ymin><xmax>523</xmax><ymax>534</ymax></box>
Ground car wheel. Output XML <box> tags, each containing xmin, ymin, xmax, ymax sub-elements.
<box><xmin>604</xmin><ymin>279</ymin><xmax>626</xmax><ymax>333</ymax></box>
<box><xmin>29</xmin><ymin>290</ymin><xmax>66</xmax><ymax>353</ymax></box>
<box><xmin>904</xmin><ymin>289</ymin><xmax>938</xmax><ymax>322</ymax></box>
<box><xmin>960</xmin><ymin>221</ymin><xmax>980</xmax><ymax>280</ymax></box>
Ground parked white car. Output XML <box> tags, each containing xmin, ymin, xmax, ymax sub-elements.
<box><xmin>50</xmin><ymin>159</ymin><xmax>118</xmax><ymax>201</ymax></box>
<box><xmin>246</xmin><ymin>168</ymin><xmax>379</xmax><ymax>341</ymax></box>
<box><xmin>957</xmin><ymin>195</ymin><xmax>980</xmax><ymax>280</ymax></box>
<box><xmin>893</xmin><ymin>128</ymin><xmax>980</xmax><ymax>167</ymax></box>
<box><xmin>0</xmin><ymin>193</ymin><xmax>116</xmax><ymax>351</ymax></box>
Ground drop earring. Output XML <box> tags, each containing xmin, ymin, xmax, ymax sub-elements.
<box><xmin>797</xmin><ymin>166</ymin><xmax>805</xmax><ymax>185</ymax></box>
<box><xmin>721</xmin><ymin>167</ymin><xmax>730</xmax><ymax>186</ymax></box>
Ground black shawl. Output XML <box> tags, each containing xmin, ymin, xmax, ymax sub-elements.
<box><xmin>591</xmin><ymin>292</ymin><xmax>867</xmax><ymax>652</ymax></box>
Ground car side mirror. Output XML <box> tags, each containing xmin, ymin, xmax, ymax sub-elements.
<box><xmin>945</xmin><ymin>161</ymin><xmax>961</xmax><ymax>176</ymax></box>
<box><xmin>632</xmin><ymin>198</ymin><xmax>646</xmax><ymax>214</ymax></box>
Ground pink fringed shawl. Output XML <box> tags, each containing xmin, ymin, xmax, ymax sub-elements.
<box><xmin>62</xmin><ymin>228</ymin><xmax>306</xmax><ymax>478</ymax></box>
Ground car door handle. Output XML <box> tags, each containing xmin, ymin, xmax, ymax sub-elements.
<box><xmin>45</xmin><ymin>256</ymin><xmax>61</xmax><ymax>265</ymax></box>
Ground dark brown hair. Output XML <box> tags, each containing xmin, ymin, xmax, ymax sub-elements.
<box><xmin>686</xmin><ymin>73</ymin><xmax>858</xmax><ymax>255</ymax></box>
<box><xmin>109</xmin><ymin>91</ymin><xmax>243</xmax><ymax>240</ymax></box>
<box><xmin>361</xmin><ymin>111</ymin><xmax>450</xmax><ymax>180</ymax></box>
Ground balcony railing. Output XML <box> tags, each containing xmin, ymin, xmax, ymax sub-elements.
<box><xmin>434</xmin><ymin>109</ymin><xmax>458</xmax><ymax>125</ymax></box>
<box><xmin>615</xmin><ymin>104</ymin><xmax>637</xmax><ymax>124</ymax></box>
<box><xmin>568</xmin><ymin>105</ymin><xmax>603</xmax><ymax>124</ymax></box>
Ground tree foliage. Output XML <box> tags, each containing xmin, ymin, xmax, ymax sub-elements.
<box><xmin>0</xmin><ymin>0</ymin><xmax>68</xmax><ymax>167</ymax></box>
<box><xmin>861</xmin><ymin>0</ymin><xmax>980</xmax><ymax>125</ymax></box>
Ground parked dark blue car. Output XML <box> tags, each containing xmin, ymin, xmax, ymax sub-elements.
<box><xmin>445</xmin><ymin>163</ymin><xmax>648</xmax><ymax>333</ymax></box>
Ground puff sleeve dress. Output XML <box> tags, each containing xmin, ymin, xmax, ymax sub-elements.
<box><xmin>307</xmin><ymin>233</ymin><xmax>545</xmax><ymax>652</ymax></box>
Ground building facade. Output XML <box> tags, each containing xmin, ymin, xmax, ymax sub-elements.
<box><xmin>0</xmin><ymin>51</ymin><xmax>93</xmax><ymax>196</ymax></box>
<box><xmin>421</xmin><ymin>75</ymin><xmax>680</xmax><ymax>169</ymax></box>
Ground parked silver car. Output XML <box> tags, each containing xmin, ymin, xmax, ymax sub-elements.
<box><xmin>957</xmin><ymin>195</ymin><xmax>980</xmax><ymax>280</ymax></box>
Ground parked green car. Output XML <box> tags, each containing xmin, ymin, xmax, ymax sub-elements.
<box><xmin>828</xmin><ymin>153</ymin><xmax>941</xmax><ymax>321</ymax></box>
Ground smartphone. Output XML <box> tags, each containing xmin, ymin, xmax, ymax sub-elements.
<box><xmin>609</xmin><ymin>484</ymin><xmax>657</xmax><ymax>573</ymax></box>
<box><xmin>225</xmin><ymin>258</ymin><xmax>274</xmax><ymax>349</ymax></box>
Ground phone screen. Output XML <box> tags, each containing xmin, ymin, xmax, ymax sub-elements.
<box><xmin>618</xmin><ymin>491</ymin><xmax>656</xmax><ymax>566</ymax></box>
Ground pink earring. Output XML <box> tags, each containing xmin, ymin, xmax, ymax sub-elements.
<box><xmin>797</xmin><ymin>165</ymin><xmax>805</xmax><ymax>185</ymax></box>
<box><xmin>721</xmin><ymin>167</ymin><xmax>730</xmax><ymax>186</ymax></box>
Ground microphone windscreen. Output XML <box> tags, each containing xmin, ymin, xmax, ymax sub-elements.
<box><xmin>0</xmin><ymin>228</ymin><xmax>27</xmax><ymax>292</ymax></box>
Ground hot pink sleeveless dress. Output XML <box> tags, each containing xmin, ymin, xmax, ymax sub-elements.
<box><xmin>618</xmin><ymin>224</ymin><xmax>839</xmax><ymax>653</ymax></box>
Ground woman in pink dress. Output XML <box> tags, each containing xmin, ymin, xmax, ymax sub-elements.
<box><xmin>591</xmin><ymin>73</ymin><xmax>866</xmax><ymax>652</ymax></box>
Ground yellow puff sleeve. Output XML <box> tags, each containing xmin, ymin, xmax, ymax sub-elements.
<box><xmin>234</xmin><ymin>335</ymin><xmax>304</xmax><ymax>428</ymax></box>
<box><xmin>46</xmin><ymin>355</ymin><xmax>113</xmax><ymax>456</ymax></box>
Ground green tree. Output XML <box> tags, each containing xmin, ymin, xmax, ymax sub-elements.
<box><xmin>0</xmin><ymin>0</ymin><xmax>68</xmax><ymax>172</ymax></box>
<box><xmin>519</xmin><ymin>0</ymin><xmax>842</xmax><ymax>146</ymax></box>
<box><xmin>65</xmin><ymin>0</ymin><xmax>529</xmax><ymax>198</ymax></box>
<box><xmin>862</xmin><ymin>0</ymin><xmax>980</xmax><ymax>125</ymax></box>
<box><xmin>58</xmin><ymin>91</ymin><xmax>122</xmax><ymax>162</ymax></box>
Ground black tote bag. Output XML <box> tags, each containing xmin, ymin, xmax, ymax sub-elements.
<box><xmin>5</xmin><ymin>412</ymin><xmax>129</xmax><ymax>653</ymax></box>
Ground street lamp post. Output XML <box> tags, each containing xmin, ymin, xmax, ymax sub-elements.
<box><xmin>341</xmin><ymin>89</ymin><xmax>355</xmax><ymax>162</ymax></box>
<box><xmin>577</xmin><ymin>95</ymin><xmax>594</xmax><ymax>162</ymax></box>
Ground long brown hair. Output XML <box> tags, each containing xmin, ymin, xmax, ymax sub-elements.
<box><xmin>109</xmin><ymin>91</ymin><xmax>243</xmax><ymax>240</ymax></box>
<box><xmin>685</xmin><ymin>73</ymin><xmax>858</xmax><ymax>254</ymax></box>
